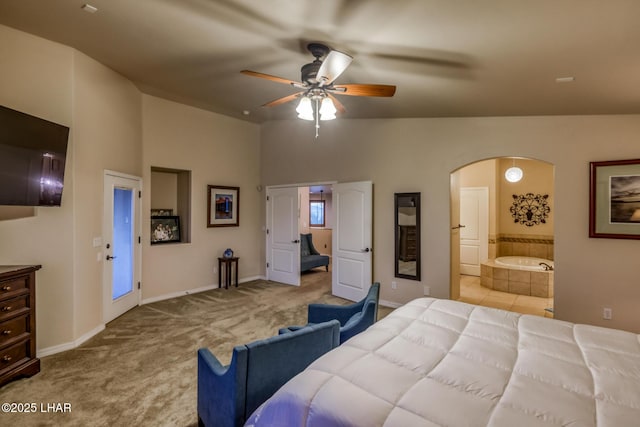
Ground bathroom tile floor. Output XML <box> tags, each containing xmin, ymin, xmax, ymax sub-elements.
<box><xmin>458</xmin><ymin>274</ymin><xmax>554</xmax><ymax>318</ymax></box>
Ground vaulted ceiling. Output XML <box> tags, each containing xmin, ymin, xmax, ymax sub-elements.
<box><xmin>1</xmin><ymin>0</ymin><xmax>639</xmax><ymax>123</ymax></box>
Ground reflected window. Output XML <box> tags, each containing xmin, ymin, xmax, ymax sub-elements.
<box><xmin>310</xmin><ymin>200</ymin><xmax>325</xmax><ymax>227</ymax></box>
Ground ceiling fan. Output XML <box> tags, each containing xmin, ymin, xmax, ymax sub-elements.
<box><xmin>241</xmin><ymin>43</ymin><xmax>396</xmax><ymax>136</ymax></box>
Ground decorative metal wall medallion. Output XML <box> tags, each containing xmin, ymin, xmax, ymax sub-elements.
<box><xmin>510</xmin><ymin>193</ymin><xmax>550</xmax><ymax>226</ymax></box>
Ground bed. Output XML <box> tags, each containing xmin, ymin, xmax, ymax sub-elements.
<box><xmin>245</xmin><ymin>297</ymin><xmax>640</xmax><ymax>426</ymax></box>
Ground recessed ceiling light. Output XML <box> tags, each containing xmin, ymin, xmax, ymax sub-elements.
<box><xmin>242</xmin><ymin>110</ymin><xmax>251</xmax><ymax>116</ymax></box>
<box><xmin>555</xmin><ymin>76</ymin><xmax>575</xmax><ymax>83</ymax></box>
<box><xmin>81</xmin><ymin>4</ymin><xmax>98</xmax><ymax>13</ymax></box>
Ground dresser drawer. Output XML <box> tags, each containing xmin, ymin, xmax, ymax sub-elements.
<box><xmin>0</xmin><ymin>340</ymin><xmax>29</xmax><ymax>376</ymax></box>
<box><xmin>0</xmin><ymin>315</ymin><xmax>29</xmax><ymax>347</ymax></box>
<box><xmin>0</xmin><ymin>296</ymin><xmax>29</xmax><ymax>322</ymax></box>
<box><xmin>0</xmin><ymin>276</ymin><xmax>28</xmax><ymax>298</ymax></box>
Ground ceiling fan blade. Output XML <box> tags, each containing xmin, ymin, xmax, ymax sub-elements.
<box><xmin>241</xmin><ymin>70</ymin><xmax>301</xmax><ymax>86</ymax></box>
<box><xmin>316</xmin><ymin>50</ymin><xmax>353</xmax><ymax>86</ymax></box>
<box><xmin>262</xmin><ymin>92</ymin><xmax>301</xmax><ymax>107</ymax></box>
<box><xmin>332</xmin><ymin>84</ymin><xmax>396</xmax><ymax>97</ymax></box>
<box><xmin>328</xmin><ymin>94</ymin><xmax>346</xmax><ymax>114</ymax></box>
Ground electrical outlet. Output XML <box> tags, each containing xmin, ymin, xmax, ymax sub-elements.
<box><xmin>603</xmin><ymin>307</ymin><xmax>612</xmax><ymax>320</ymax></box>
<box><xmin>391</xmin><ymin>281</ymin><xmax>397</xmax><ymax>290</ymax></box>
<box><xmin>423</xmin><ymin>285</ymin><xmax>430</xmax><ymax>296</ymax></box>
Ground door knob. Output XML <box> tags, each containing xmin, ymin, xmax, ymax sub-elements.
<box><xmin>106</xmin><ymin>255</ymin><xmax>117</xmax><ymax>261</ymax></box>
<box><xmin>292</xmin><ymin>239</ymin><xmax>300</xmax><ymax>243</ymax></box>
<box><xmin>362</xmin><ymin>248</ymin><xmax>371</xmax><ymax>253</ymax></box>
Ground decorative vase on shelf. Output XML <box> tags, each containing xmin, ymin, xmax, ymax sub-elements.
<box><xmin>223</xmin><ymin>248</ymin><xmax>234</xmax><ymax>259</ymax></box>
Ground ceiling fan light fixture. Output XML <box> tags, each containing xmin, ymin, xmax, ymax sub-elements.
<box><xmin>296</xmin><ymin>96</ymin><xmax>314</xmax><ymax>120</ymax></box>
<box><xmin>319</xmin><ymin>97</ymin><xmax>336</xmax><ymax>121</ymax></box>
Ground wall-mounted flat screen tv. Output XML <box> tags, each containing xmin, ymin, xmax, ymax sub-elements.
<box><xmin>0</xmin><ymin>105</ymin><xmax>70</xmax><ymax>206</ymax></box>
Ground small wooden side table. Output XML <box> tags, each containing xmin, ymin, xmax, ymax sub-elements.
<box><xmin>218</xmin><ymin>257</ymin><xmax>239</xmax><ymax>289</ymax></box>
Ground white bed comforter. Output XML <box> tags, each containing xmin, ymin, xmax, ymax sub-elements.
<box><xmin>246</xmin><ymin>298</ymin><xmax>640</xmax><ymax>427</ymax></box>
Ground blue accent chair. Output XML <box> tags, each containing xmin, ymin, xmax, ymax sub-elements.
<box><xmin>280</xmin><ymin>282</ymin><xmax>380</xmax><ymax>344</ymax></box>
<box><xmin>300</xmin><ymin>233</ymin><xmax>330</xmax><ymax>272</ymax></box>
<box><xmin>197</xmin><ymin>320</ymin><xmax>340</xmax><ymax>427</ymax></box>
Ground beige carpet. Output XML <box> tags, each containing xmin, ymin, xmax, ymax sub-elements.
<box><xmin>0</xmin><ymin>271</ymin><xmax>391</xmax><ymax>426</ymax></box>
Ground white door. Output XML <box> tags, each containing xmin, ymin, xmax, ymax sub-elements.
<box><xmin>460</xmin><ymin>187</ymin><xmax>488</xmax><ymax>276</ymax></box>
<box><xmin>266</xmin><ymin>187</ymin><xmax>300</xmax><ymax>286</ymax></box>
<box><xmin>332</xmin><ymin>181</ymin><xmax>373</xmax><ymax>301</ymax></box>
<box><xmin>103</xmin><ymin>171</ymin><xmax>142</xmax><ymax>323</ymax></box>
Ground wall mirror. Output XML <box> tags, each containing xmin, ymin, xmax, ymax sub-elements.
<box><xmin>395</xmin><ymin>192</ymin><xmax>421</xmax><ymax>280</ymax></box>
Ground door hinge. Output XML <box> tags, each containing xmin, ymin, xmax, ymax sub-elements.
<box><xmin>138</xmin><ymin>236</ymin><xmax>141</xmax><ymax>244</ymax></box>
<box><xmin>266</xmin><ymin>262</ymin><xmax>269</xmax><ymax>268</ymax></box>
<box><xmin>266</xmin><ymin>229</ymin><xmax>269</xmax><ymax>235</ymax></box>
<box><xmin>266</xmin><ymin>195</ymin><xmax>269</xmax><ymax>201</ymax></box>
<box><xmin>138</xmin><ymin>282</ymin><xmax>141</xmax><ymax>289</ymax></box>
<box><xmin>138</xmin><ymin>191</ymin><xmax>142</xmax><ymax>198</ymax></box>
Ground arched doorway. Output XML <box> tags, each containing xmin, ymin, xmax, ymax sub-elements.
<box><xmin>451</xmin><ymin>157</ymin><xmax>555</xmax><ymax>317</ymax></box>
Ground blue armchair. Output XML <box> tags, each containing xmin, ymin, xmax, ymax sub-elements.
<box><xmin>300</xmin><ymin>233</ymin><xmax>330</xmax><ymax>272</ymax></box>
<box><xmin>197</xmin><ymin>320</ymin><xmax>340</xmax><ymax>427</ymax></box>
<box><xmin>280</xmin><ymin>282</ymin><xmax>380</xmax><ymax>344</ymax></box>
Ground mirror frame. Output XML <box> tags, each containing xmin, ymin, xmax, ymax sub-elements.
<box><xmin>394</xmin><ymin>192</ymin><xmax>421</xmax><ymax>281</ymax></box>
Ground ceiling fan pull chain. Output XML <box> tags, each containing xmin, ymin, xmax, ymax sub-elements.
<box><xmin>315</xmin><ymin>98</ymin><xmax>320</xmax><ymax>138</ymax></box>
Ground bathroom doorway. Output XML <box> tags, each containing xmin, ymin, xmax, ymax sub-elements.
<box><xmin>451</xmin><ymin>158</ymin><xmax>555</xmax><ymax>317</ymax></box>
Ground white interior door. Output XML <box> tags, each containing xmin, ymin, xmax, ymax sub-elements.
<box><xmin>332</xmin><ymin>181</ymin><xmax>372</xmax><ymax>301</ymax></box>
<box><xmin>103</xmin><ymin>171</ymin><xmax>142</xmax><ymax>323</ymax></box>
<box><xmin>266</xmin><ymin>187</ymin><xmax>300</xmax><ymax>286</ymax></box>
<box><xmin>460</xmin><ymin>187</ymin><xmax>488</xmax><ymax>276</ymax></box>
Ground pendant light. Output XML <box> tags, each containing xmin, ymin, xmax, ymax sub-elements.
<box><xmin>505</xmin><ymin>158</ymin><xmax>523</xmax><ymax>183</ymax></box>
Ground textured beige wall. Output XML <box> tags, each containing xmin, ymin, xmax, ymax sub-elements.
<box><xmin>298</xmin><ymin>187</ymin><xmax>309</xmax><ymax>234</ymax></box>
<box><xmin>151</xmin><ymin>171</ymin><xmax>178</xmax><ymax>212</ymax></box>
<box><xmin>499</xmin><ymin>158</ymin><xmax>554</xmax><ymax>235</ymax></box>
<box><xmin>0</xmin><ymin>25</ymin><xmax>75</xmax><ymax>349</ymax></box>
<box><xmin>141</xmin><ymin>95</ymin><xmax>261</xmax><ymax>299</ymax></box>
<box><xmin>72</xmin><ymin>50</ymin><xmax>142</xmax><ymax>339</ymax></box>
<box><xmin>261</xmin><ymin>115</ymin><xmax>640</xmax><ymax>333</ymax></box>
<box><xmin>0</xmin><ymin>25</ymin><xmax>142</xmax><ymax>351</ymax></box>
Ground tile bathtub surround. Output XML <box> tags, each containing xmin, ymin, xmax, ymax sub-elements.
<box><xmin>480</xmin><ymin>259</ymin><xmax>553</xmax><ymax>298</ymax></box>
<box><xmin>496</xmin><ymin>234</ymin><xmax>554</xmax><ymax>260</ymax></box>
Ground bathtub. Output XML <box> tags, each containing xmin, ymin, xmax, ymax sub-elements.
<box><xmin>494</xmin><ymin>256</ymin><xmax>554</xmax><ymax>271</ymax></box>
<box><xmin>480</xmin><ymin>256</ymin><xmax>554</xmax><ymax>297</ymax></box>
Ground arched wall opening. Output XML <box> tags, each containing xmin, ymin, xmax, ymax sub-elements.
<box><xmin>450</xmin><ymin>157</ymin><xmax>555</xmax><ymax>315</ymax></box>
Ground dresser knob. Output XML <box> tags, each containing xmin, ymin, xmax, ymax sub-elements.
<box><xmin>1</xmin><ymin>330</ymin><xmax>10</xmax><ymax>335</ymax></box>
<box><xmin>1</xmin><ymin>306</ymin><xmax>11</xmax><ymax>312</ymax></box>
<box><xmin>2</xmin><ymin>355</ymin><xmax>11</xmax><ymax>363</ymax></box>
<box><xmin>1</xmin><ymin>286</ymin><xmax>10</xmax><ymax>291</ymax></box>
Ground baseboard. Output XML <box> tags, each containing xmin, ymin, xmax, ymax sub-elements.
<box><xmin>141</xmin><ymin>275</ymin><xmax>266</xmax><ymax>305</ymax></box>
<box><xmin>37</xmin><ymin>324</ymin><xmax>106</xmax><ymax>358</ymax></box>
<box><xmin>379</xmin><ymin>299</ymin><xmax>403</xmax><ymax>309</ymax></box>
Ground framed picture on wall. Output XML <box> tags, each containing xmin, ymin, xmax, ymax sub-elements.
<box><xmin>151</xmin><ymin>216</ymin><xmax>181</xmax><ymax>244</ymax></box>
<box><xmin>151</xmin><ymin>209</ymin><xmax>173</xmax><ymax>216</ymax></box>
<box><xmin>207</xmin><ymin>185</ymin><xmax>240</xmax><ymax>227</ymax></box>
<box><xmin>589</xmin><ymin>158</ymin><xmax>640</xmax><ymax>239</ymax></box>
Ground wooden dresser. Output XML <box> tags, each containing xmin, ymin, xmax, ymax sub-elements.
<box><xmin>0</xmin><ymin>265</ymin><xmax>41</xmax><ymax>387</ymax></box>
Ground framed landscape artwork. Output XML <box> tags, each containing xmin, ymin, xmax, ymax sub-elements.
<box><xmin>589</xmin><ymin>159</ymin><xmax>640</xmax><ymax>239</ymax></box>
<box><xmin>207</xmin><ymin>185</ymin><xmax>240</xmax><ymax>227</ymax></box>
